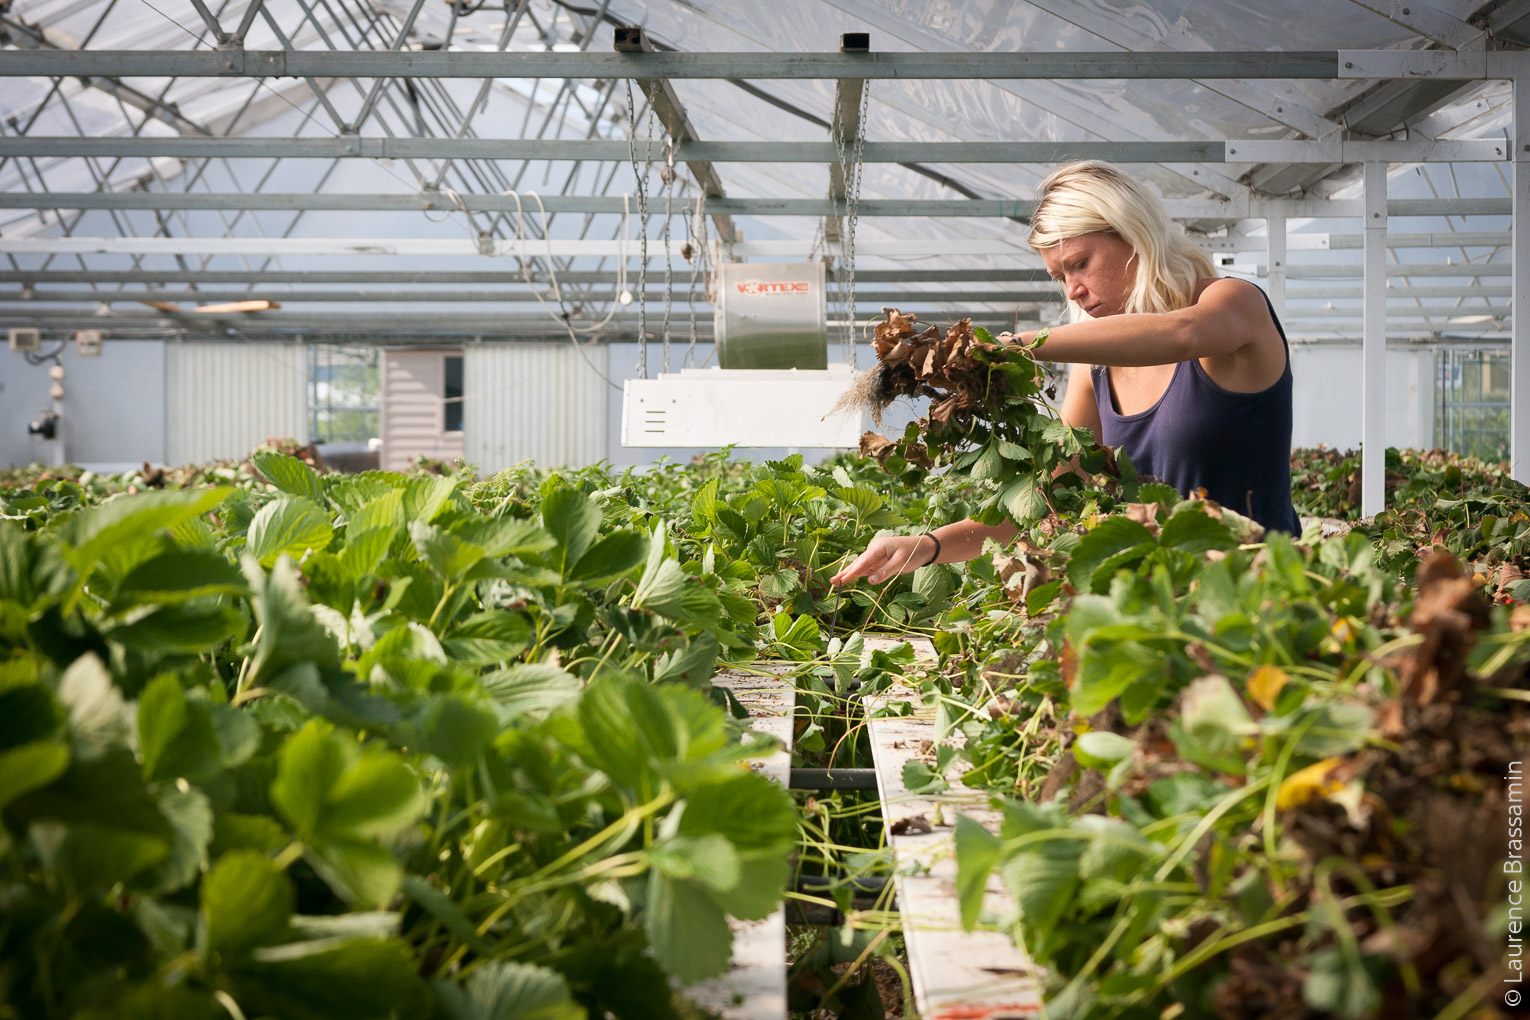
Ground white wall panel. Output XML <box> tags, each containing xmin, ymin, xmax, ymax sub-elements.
<box><xmin>464</xmin><ymin>344</ymin><xmax>608</xmax><ymax>471</ymax></box>
<box><xmin>0</xmin><ymin>340</ymin><xmax>166</xmax><ymax>470</ymax></box>
<box><xmin>1289</xmin><ymin>344</ymin><xmax>1435</xmax><ymax>451</ymax></box>
<box><xmin>165</xmin><ymin>343</ymin><xmax>307</xmax><ymax>465</ymax></box>
<box><xmin>380</xmin><ymin>349</ymin><xmax>464</xmax><ymax>472</ymax></box>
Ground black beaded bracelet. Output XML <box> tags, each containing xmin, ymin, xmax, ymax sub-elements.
<box><xmin>919</xmin><ymin>531</ymin><xmax>942</xmax><ymax>568</ymax></box>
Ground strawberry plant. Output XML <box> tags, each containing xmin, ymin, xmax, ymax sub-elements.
<box><xmin>0</xmin><ymin>456</ymin><xmax>799</xmax><ymax>1020</ymax></box>
<box><xmin>2</xmin><ymin>432</ymin><xmax>1527</xmax><ymax>1020</ymax></box>
<box><xmin>850</xmin><ymin>310</ymin><xmax>1137</xmax><ymax>530</ymax></box>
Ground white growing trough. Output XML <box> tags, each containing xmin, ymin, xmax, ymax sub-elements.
<box><xmin>859</xmin><ymin>634</ymin><xmax>1045</xmax><ymax>1020</ymax></box>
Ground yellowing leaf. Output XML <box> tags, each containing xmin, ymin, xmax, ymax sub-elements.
<box><xmin>1246</xmin><ymin>665</ymin><xmax>1289</xmax><ymax>712</ymax></box>
<box><xmin>1275</xmin><ymin>758</ymin><xmax>1345</xmax><ymax>811</ymax></box>
<box><xmin>1329</xmin><ymin>618</ymin><xmax>1354</xmax><ymax>643</ymax></box>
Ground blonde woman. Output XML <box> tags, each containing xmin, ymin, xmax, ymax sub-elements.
<box><xmin>831</xmin><ymin>160</ymin><xmax>1300</xmax><ymax>587</ymax></box>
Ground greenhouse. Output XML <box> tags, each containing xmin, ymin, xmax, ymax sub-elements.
<box><xmin>2</xmin><ymin>0</ymin><xmax>1529</xmax><ymax>1018</ymax></box>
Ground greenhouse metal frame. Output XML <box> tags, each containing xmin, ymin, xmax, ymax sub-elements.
<box><xmin>3</xmin><ymin>0</ymin><xmax>1530</xmax><ymax>500</ymax></box>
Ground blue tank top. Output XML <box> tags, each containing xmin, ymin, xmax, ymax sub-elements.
<box><xmin>1089</xmin><ymin>283</ymin><xmax>1302</xmax><ymax>535</ymax></box>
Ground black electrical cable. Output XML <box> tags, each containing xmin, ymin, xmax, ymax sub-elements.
<box><xmin>23</xmin><ymin>340</ymin><xmax>68</xmax><ymax>367</ymax></box>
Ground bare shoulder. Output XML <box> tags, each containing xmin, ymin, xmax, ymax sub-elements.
<box><xmin>1189</xmin><ymin>277</ymin><xmax>1287</xmax><ymax>389</ymax></box>
<box><xmin>1194</xmin><ymin>277</ymin><xmax>1283</xmax><ymax>345</ymax></box>
<box><xmin>1192</xmin><ymin>276</ymin><xmax>1271</xmax><ymax>316</ymax></box>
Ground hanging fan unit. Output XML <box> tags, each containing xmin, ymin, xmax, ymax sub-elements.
<box><xmin>621</xmin><ymin>261</ymin><xmax>862</xmax><ymax>449</ymax></box>
<box><xmin>714</xmin><ymin>262</ymin><xmax>828</xmax><ymax>370</ymax></box>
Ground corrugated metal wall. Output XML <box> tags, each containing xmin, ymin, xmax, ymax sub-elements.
<box><xmin>464</xmin><ymin>344</ymin><xmax>609</xmax><ymax>471</ymax></box>
<box><xmin>380</xmin><ymin>349</ymin><xmax>465</xmax><ymax>472</ymax></box>
<box><xmin>165</xmin><ymin>343</ymin><xmax>307</xmax><ymax>465</ymax></box>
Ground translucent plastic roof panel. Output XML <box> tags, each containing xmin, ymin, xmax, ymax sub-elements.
<box><xmin>0</xmin><ymin>0</ymin><xmax>1517</xmax><ymax>341</ymax></box>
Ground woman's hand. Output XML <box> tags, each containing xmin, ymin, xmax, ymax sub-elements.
<box><xmin>829</xmin><ymin>534</ymin><xmax>934</xmax><ymax>587</ymax></box>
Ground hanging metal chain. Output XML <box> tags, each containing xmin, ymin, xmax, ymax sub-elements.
<box><xmin>805</xmin><ymin>218</ymin><xmax>826</xmax><ymax>265</ymax></box>
<box><xmin>625</xmin><ymin>78</ymin><xmax>656</xmax><ymax>378</ymax></box>
<box><xmin>842</xmin><ymin>83</ymin><xmax>870</xmax><ymax>365</ymax></box>
<box><xmin>828</xmin><ymin>84</ymin><xmax>870</xmax><ymax>363</ymax></box>
<box><xmin>661</xmin><ymin>136</ymin><xmax>675</xmax><ymax>374</ymax></box>
<box><xmin>829</xmin><ymin>96</ymin><xmax>850</xmax><ymax>361</ymax></box>
<box><xmin>686</xmin><ymin>189</ymin><xmax>705</xmax><ymax>368</ymax></box>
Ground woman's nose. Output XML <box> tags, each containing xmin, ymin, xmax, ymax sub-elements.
<box><xmin>1067</xmin><ymin>279</ymin><xmax>1087</xmax><ymax>302</ymax></box>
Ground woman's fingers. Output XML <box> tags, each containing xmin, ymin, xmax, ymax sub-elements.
<box><xmin>871</xmin><ymin>538</ymin><xmax>922</xmax><ymax>582</ymax></box>
<box><xmin>830</xmin><ymin>536</ymin><xmax>926</xmax><ymax>586</ymax></box>
<box><xmin>830</xmin><ymin>544</ymin><xmax>889</xmax><ymax>586</ymax></box>
<box><xmin>867</xmin><ymin>542</ymin><xmax>912</xmax><ymax>583</ymax></box>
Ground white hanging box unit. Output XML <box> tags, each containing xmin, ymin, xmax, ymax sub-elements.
<box><xmin>622</xmin><ymin>261</ymin><xmax>862</xmax><ymax>448</ymax></box>
<box><xmin>618</xmin><ymin>261</ymin><xmax>862</xmax><ymax>449</ymax></box>
<box><xmin>622</xmin><ymin>364</ymin><xmax>863</xmax><ymax>448</ymax></box>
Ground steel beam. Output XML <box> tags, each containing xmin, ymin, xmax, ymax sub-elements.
<box><xmin>0</xmin><ymin>49</ymin><xmax>1351</xmax><ymax>80</ymax></box>
<box><xmin>1363</xmin><ymin>162</ymin><xmax>1387</xmax><ymax>516</ymax></box>
<box><xmin>0</xmin><ymin>193</ymin><xmax>1510</xmax><ymax>217</ymax></box>
<box><xmin>1</xmin><ymin>287</ymin><xmax>1062</xmax><ymax>304</ymax></box>
<box><xmin>1</xmin><ymin>48</ymin><xmax>1521</xmax><ymax>79</ymax></box>
<box><xmin>0</xmin><ymin>138</ymin><xmax>1223</xmax><ymax>162</ymax></box>
<box><xmin>1344</xmin><ymin>0</ymin><xmax>1483</xmax><ymax>51</ymax></box>
<box><xmin>1288</xmin><ymin>285</ymin><xmax>1510</xmax><ymax>298</ymax></box>
<box><xmin>3</xmin><ymin>306</ymin><xmax>1494</xmax><ymax>327</ymax></box>
<box><xmin>3</xmin><ymin>137</ymin><xmax>1510</xmax><ymax>163</ymax></box>
<box><xmin>0</xmin><ymin>305</ymin><xmax>1487</xmax><ymax>326</ymax></box>
<box><xmin>1204</xmin><ymin>230</ymin><xmax>1511</xmax><ymax>251</ymax></box>
<box><xmin>613</xmin><ymin>25</ymin><xmax>736</xmax><ymax>244</ymax></box>
<box><xmin>2</xmin><ymin>288</ymin><xmax>1508</xmax><ymax>308</ymax></box>
<box><xmin>1226</xmin><ymin>138</ymin><xmax>1505</xmax><ymax>162</ymax></box>
<box><xmin>2</xmin><ymin>235</ymin><xmax>1518</xmax><ymax>264</ymax></box>
<box><xmin>183</xmin><ymin>0</ymin><xmax>231</xmax><ymax>45</ymax></box>
<box><xmin>0</xmin><ymin>268</ymin><xmax>1056</xmax><ymax>285</ymax></box>
<box><xmin>1283</xmin><ymin>264</ymin><xmax>1512</xmax><ymax>278</ymax></box>
<box><xmin>1493</xmin><ymin>0</ymin><xmax>1530</xmax><ymax>38</ymax></box>
<box><xmin>0</xmin><ymin>236</ymin><xmax>1044</xmax><ymax>256</ymax></box>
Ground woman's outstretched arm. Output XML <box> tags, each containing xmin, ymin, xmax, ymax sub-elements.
<box><xmin>1006</xmin><ymin>278</ymin><xmax>1273</xmax><ymax>366</ymax></box>
<box><xmin>828</xmin><ymin>518</ymin><xmax>1019</xmax><ymax>586</ymax></box>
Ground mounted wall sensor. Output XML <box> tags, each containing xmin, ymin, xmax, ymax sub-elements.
<box><xmin>8</xmin><ymin>328</ymin><xmax>40</xmax><ymax>352</ymax></box>
<box><xmin>73</xmin><ymin>330</ymin><xmax>103</xmax><ymax>357</ymax></box>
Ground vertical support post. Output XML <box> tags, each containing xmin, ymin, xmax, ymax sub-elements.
<box><xmin>1266</xmin><ymin>212</ymin><xmax>1286</xmax><ymax>324</ymax></box>
<box><xmin>1363</xmin><ymin>161</ymin><xmax>1387</xmax><ymax>517</ymax></box>
<box><xmin>1514</xmin><ymin>77</ymin><xmax>1530</xmax><ymax>483</ymax></box>
<box><xmin>1416</xmin><ymin>346</ymin><xmax>1436</xmax><ymax>450</ymax></box>
<box><xmin>51</xmin><ymin>385</ymin><xmax>66</xmax><ymax>469</ymax></box>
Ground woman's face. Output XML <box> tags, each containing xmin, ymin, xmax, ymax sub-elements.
<box><xmin>1040</xmin><ymin>232</ymin><xmax>1137</xmax><ymax>318</ymax></box>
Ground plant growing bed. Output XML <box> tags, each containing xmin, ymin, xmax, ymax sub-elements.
<box><xmin>0</xmin><ymin>379</ymin><xmax>1525</xmax><ymax>1019</ymax></box>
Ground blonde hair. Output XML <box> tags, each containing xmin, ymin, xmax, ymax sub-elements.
<box><xmin>1029</xmin><ymin>160</ymin><xmax>1216</xmax><ymax>322</ymax></box>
